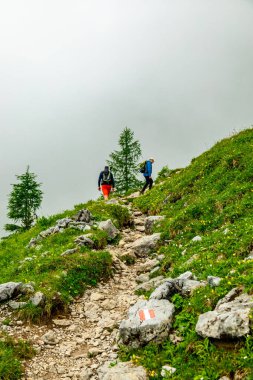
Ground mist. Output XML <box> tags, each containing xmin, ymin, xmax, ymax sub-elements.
<box><xmin>1</xmin><ymin>0</ymin><xmax>253</xmax><ymax>234</ymax></box>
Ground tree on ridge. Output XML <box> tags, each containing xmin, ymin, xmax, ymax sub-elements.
<box><xmin>107</xmin><ymin>127</ymin><xmax>142</xmax><ymax>193</ymax></box>
<box><xmin>5</xmin><ymin>166</ymin><xmax>43</xmax><ymax>231</ymax></box>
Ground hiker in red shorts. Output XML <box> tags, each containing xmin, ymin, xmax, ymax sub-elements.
<box><xmin>98</xmin><ymin>166</ymin><xmax>115</xmax><ymax>200</ymax></box>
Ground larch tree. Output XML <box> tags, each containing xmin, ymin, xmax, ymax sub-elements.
<box><xmin>107</xmin><ymin>127</ymin><xmax>142</xmax><ymax>193</ymax></box>
<box><xmin>5</xmin><ymin>167</ymin><xmax>43</xmax><ymax>231</ymax></box>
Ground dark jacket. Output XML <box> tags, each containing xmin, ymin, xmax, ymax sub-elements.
<box><xmin>98</xmin><ymin>171</ymin><xmax>115</xmax><ymax>187</ymax></box>
<box><xmin>143</xmin><ymin>160</ymin><xmax>152</xmax><ymax>177</ymax></box>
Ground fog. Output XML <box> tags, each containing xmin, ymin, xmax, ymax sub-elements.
<box><xmin>1</xmin><ymin>0</ymin><xmax>253</xmax><ymax>234</ymax></box>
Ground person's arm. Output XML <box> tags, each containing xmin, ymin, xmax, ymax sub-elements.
<box><xmin>98</xmin><ymin>172</ymin><xmax>103</xmax><ymax>188</ymax></box>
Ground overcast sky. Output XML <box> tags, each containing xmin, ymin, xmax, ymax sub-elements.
<box><xmin>1</xmin><ymin>0</ymin><xmax>253</xmax><ymax>235</ymax></box>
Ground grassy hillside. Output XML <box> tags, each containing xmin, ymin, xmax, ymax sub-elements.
<box><xmin>0</xmin><ymin>199</ymin><xmax>130</xmax><ymax>378</ymax></box>
<box><xmin>127</xmin><ymin>128</ymin><xmax>253</xmax><ymax>379</ymax></box>
<box><xmin>0</xmin><ymin>200</ymin><xmax>130</xmax><ymax>319</ymax></box>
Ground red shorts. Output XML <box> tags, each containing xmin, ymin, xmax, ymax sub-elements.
<box><xmin>101</xmin><ymin>184</ymin><xmax>112</xmax><ymax>197</ymax></box>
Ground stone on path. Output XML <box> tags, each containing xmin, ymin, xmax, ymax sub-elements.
<box><xmin>98</xmin><ymin>361</ymin><xmax>147</xmax><ymax>380</ymax></box>
<box><xmin>8</xmin><ymin>301</ymin><xmax>27</xmax><ymax>309</ymax></box>
<box><xmin>196</xmin><ymin>291</ymin><xmax>253</xmax><ymax>339</ymax></box>
<box><xmin>136</xmin><ymin>258</ymin><xmax>160</xmax><ymax>274</ymax></box>
<box><xmin>135</xmin><ymin>276</ymin><xmax>165</xmax><ymax>292</ymax></box>
<box><xmin>119</xmin><ymin>299</ymin><xmax>175</xmax><ymax>347</ymax></box>
<box><xmin>0</xmin><ymin>282</ymin><xmax>23</xmax><ymax>302</ymax></box>
<box><xmin>131</xmin><ymin>233</ymin><xmax>161</xmax><ymax>257</ymax></box>
<box><xmin>42</xmin><ymin>330</ymin><xmax>59</xmax><ymax>345</ymax></box>
<box><xmin>98</xmin><ymin>219</ymin><xmax>119</xmax><ymax>240</ymax></box>
<box><xmin>53</xmin><ymin>319</ymin><xmax>71</xmax><ymax>327</ymax></box>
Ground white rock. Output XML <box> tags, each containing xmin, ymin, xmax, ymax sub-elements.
<box><xmin>192</xmin><ymin>235</ymin><xmax>202</xmax><ymax>242</ymax></box>
<box><xmin>30</xmin><ymin>291</ymin><xmax>46</xmax><ymax>306</ymax></box>
<box><xmin>42</xmin><ymin>330</ymin><xmax>59</xmax><ymax>345</ymax></box>
<box><xmin>119</xmin><ymin>299</ymin><xmax>175</xmax><ymax>348</ymax></box>
<box><xmin>161</xmin><ymin>365</ymin><xmax>176</xmax><ymax>377</ymax></box>
<box><xmin>98</xmin><ymin>361</ymin><xmax>147</xmax><ymax>380</ymax></box>
<box><xmin>98</xmin><ymin>219</ymin><xmax>119</xmax><ymax>240</ymax></box>
<box><xmin>90</xmin><ymin>292</ymin><xmax>105</xmax><ymax>302</ymax></box>
<box><xmin>135</xmin><ymin>276</ymin><xmax>165</xmax><ymax>292</ymax></box>
<box><xmin>0</xmin><ymin>282</ymin><xmax>23</xmax><ymax>302</ymax></box>
<box><xmin>131</xmin><ymin>234</ymin><xmax>161</xmax><ymax>257</ymax></box>
<box><xmin>207</xmin><ymin>276</ymin><xmax>221</xmax><ymax>287</ymax></box>
<box><xmin>196</xmin><ymin>292</ymin><xmax>253</xmax><ymax>339</ymax></box>
<box><xmin>8</xmin><ymin>301</ymin><xmax>27</xmax><ymax>309</ymax></box>
<box><xmin>53</xmin><ymin>319</ymin><xmax>71</xmax><ymax>327</ymax></box>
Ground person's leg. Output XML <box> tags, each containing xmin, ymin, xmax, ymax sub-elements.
<box><xmin>106</xmin><ymin>185</ymin><xmax>112</xmax><ymax>199</ymax></box>
<box><xmin>101</xmin><ymin>185</ymin><xmax>109</xmax><ymax>200</ymax></box>
<box><xmin>140</xmin><ymin>176</ymin><xmax>149</xmax><ymax>194</ymax></box>
<box><xmin>149</xmin><ymin>178</ymin><xmax>153</xmax><ymax>190</ymax></box>
<box><xmin>105</xmin><ymin>185</ymin><xmax>112</xmax><ymax>200</ymax></box>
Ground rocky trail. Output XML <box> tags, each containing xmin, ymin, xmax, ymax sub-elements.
<box><xmin>0</xmin><ymin>203</ymin><xmax>163</xmax><ymax>380</ymax></box>
<box><xmin>1</xmin><ymin>199</ymin><xmax>252</xmax><ymax>380</ymax></box>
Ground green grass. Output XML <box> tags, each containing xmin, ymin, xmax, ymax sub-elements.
<box><xmin>0</xmin><ymin>200</ymin><xmax>130</xmax><ymax>320</ymax></box>
<box><xmin>130</xmin><ymin>128</ymin><xmax>253</xmax><ymax>379</ymax></box>
<box><xmin>0</xmin><ymin>199</ymin><xmax>130</xmax><ymax>378</ymax></box>
<box><xmin>0</xmin><ymin>332</ymin><xmax>35</xmax><ymax>380</ymax></box>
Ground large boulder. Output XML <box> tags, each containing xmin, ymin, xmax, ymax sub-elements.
<box><xmin>145</xmin><ymin>216</ymin><xmax>165</xmax><ymax>235</ymax></box>
<box><xmin>131</xmin><ymin>233</ymin><xmax>161</xmax><ymax>257</ymax></box>
<box><xmin>98</xmin><ymin>362</ymin><xmax>147</xmax><ymax>380</ymax></box>
<box><xmin>0</xmin><ymin>282</ymin><xmax>23</xmax><ymax>302</ymax></box>
<box><xmin>196</xmin><ymin>291</ymin><xmax>253</xmax><ymax>339</ymax></box>
<box><xmin>119</xmin><ymin>299</ymin><xmax>175</xmax><ymax>348</ymax></box>
<box><xmin>150</xmin><ymin>272</ymin><xmax>206</xmax><ymax>300</ymax></box>
<box><xmin>98</xmin><ymin>219</ymin><xmax>119</xmax><ymax>240</ymax></box>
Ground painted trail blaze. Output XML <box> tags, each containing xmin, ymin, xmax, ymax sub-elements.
<box><xmin>138</xmin><ymin>309</ymin><xmax>156</xmax><ymax>321</ymax></box>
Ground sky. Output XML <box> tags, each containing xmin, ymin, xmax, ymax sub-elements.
<box><xmin>1</xmin><ymin>0</ymin><xmax>253</xmax><ymax>235</ymax></box>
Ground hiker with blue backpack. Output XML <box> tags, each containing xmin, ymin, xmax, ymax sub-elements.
<box><xmin>98</xmin><ymin>166</ymin><xmax>115</xmax><ymax>200</ymax></box>
<box><xmin>140</xmin><ymin>157</ymin><xmax>155</xmax><ymax>194</ymax></box>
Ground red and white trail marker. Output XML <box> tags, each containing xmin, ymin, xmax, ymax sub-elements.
<box><xmin>138</xmin><ymin>309</ymin><xmax>156</xmax><ymax>321</ymax></box>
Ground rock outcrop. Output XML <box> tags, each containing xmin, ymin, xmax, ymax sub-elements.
<box><xmin>196</xmin><ymin>290</ymin><xmax>253</xmax><ymax>339</ymax></box>
<box><xmin>150</xmin><ymin>271</ymin><xmax>206</xmax><ymax>300</ymax></box>
<box><xmin>119</xmin><ymin>299</ymin><xmax>175</xmax><ymax>347</ymax></box>
<box><xmin>131</xmin><ymin>233</ymin><xmax>161</xmax><ymax>257</ymax></box>
<box><xmin>98</xmin><ymin>220</ymin><xmax>119</xmax><ymax>240</ymax></box>
<box><xmin>0</xmin><ymin>282</ymin><xmax>23</xmax><ymax>302</ymax></box>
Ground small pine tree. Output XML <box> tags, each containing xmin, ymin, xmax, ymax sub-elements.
<box><xmin>6</xmin><ymin>167</ymin><xmax>43</xmax><ymax>231</ymax></box>
<box><xmin>107</xmin><ymin>127</ymin><xmax>142</xmax><ymax>193</ymax></box>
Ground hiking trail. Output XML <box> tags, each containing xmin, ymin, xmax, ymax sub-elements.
<box><xmin>1</xmin><ymin>201</ymin><xmax>154</xmax><ymax>380</ymax></box>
